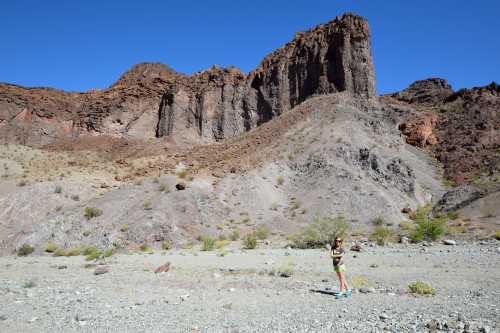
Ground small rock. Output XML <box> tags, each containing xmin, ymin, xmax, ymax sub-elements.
<box><xmin>359</xmin><ymin>287</ymin><xmax>376</xmax><ymax>294</ymax></box>
<box><xmin>443</xmin><ymin>239</ymin><xmax>456</xmax><ymax>246</ymax></box>
<box><xmin>222</xmin><ymin>303</ymin><xmax>232</xmax><ymax>310</ymax></box>
<box><xmin>57</xmin><ymin>265</ymin><xmax>67</xmax><ymax>269</ymax></box>
<box><xmin>0</xmin><ymin>315</ymin><xmax>7</xmax><ymax>321</ymax></box>
<box><xmin>228</xmin><ymin>288</ymin><xmax>235</xmax><ymax>292</ymax></box>
<box><xmin>350</xmin><ymin>244</ymin><xmax>361</xmax><ymax>252</ymax></box>
<box><xmin>479</xmin><ymin>326</ymin><xmax>490</xmax><ymax>333</ymax></box>
<box><xmin>496</xmin><ymin>247</ymin><xmax>500</xmax><ymax>254</ymax></box>
<box><xmin>426</xmin><ymin>319</ymin><xmax>441</xmax><ymax>330</ymax></box>
<box><xmin>28</xmin><ymin>317</ymin><xmax>38</xmax><ymax>323</ymax></box>
<box><xmin>154</xmin><ymin>262</ymin><xmax>171</xmax><ymax>274</ymax></box>
<box><xmin>175</xmin><ymin>183</ymin><xmax>186</xmax><ymax>191</ymax></box>
<box><xmin>400</xmin><ymin>236</ymin><xmax>410</xmax><ymax>245</ymax></box>
<box><xmin>179</xmin><ymin>294</ymin><xmax>190</xmax><ymax>302</ymax></box>
<box><xmin>401</xmin><ymin>207</ymin><xmax>412</xmax><ymax>214</ymax></box>
<box><xmin>379</xmin><ymin>313</ymin><xmax>390</xmax><ymax>320</ymax></box>
<box><xmin>94</xmin><ymin>266</ymin><xmax>110</xmax><ymax>275</ymax></box>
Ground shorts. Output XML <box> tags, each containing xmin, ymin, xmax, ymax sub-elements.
<box><xmin>334</xmin><ymin>264</ymin><xmax>346</xmax><ymax>273</ymax></box>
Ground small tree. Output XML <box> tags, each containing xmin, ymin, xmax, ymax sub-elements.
<box><xmin>289</xmin><ymin>216</ymin><xmax>349</xmax><ymax>249</ymax></box>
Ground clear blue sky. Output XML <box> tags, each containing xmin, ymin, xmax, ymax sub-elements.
<box><xmin>1</xmin><ymin>0</ymin><xmax>499</xmax><ymax>94</ymax></box>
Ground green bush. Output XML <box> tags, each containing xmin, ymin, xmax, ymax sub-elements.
<box><xmin>243</xmin><ymin>234</ymin><xmax>258</xmax><ymax>249</ymax></box>
<box><xmin>201</xmin><ymin>236</ymin><xmax>216</xmax><ymax>251</ymax></box>
<box><xmin>17</xmin><ymin>244</ymin><xmax>35</xmax><ymax>256</ymax></box>
<box><xmin>230</xmin><ymin>230</ymin><xmax>240</xmax><ymax>241</ymax></box>
<box><xmin>84</xmin><ymin>207</ymin><xmax>103</xmax><ymax>220</ymax></box>
<box><xmin>45</xmin><ymin>241</ymin><xmax>58</xmax><ymax>253</ymax></box>
<box><xmin>53</xmin><ymin>248</ymin><xmax>67</xmax><ymax>257</ymax></box>
<box><xmin>65</xmin><ymin>247</ymin><xmax>81</xmax><ymax>256</ymax></box>
<box><xmin>139</xmin><ymin>244</ymin><xmax>153</xmax><ymax>254</ymax></box>
<box><xmin>83</xmin><ymin>246</ymin><xmax>99</xmax><ymax>256</ymax></box>
<box><xmin>370</xmin><ymin>226</ymin><xmax>395</xmax><ymax>246</ymax></box>
<box><xmin>410</xmin><ymin>210</ymin><xmax>447</xmax><ymax>242</ymax></box>
<box><xmin>255</xmin><ymin>225</ymin><xmax>270</xmax><ymax>240</ymax></box>
<box><xmin>289</xmin><ymin>216</ymin><xmax>349</xmax><ymax>249</ymax></box>
<box><xmin>85</xmin><ymin>250</ymin><xmax>102</xmax><ymax>261</ymax></box>
<box><xmin>372</xmin><ymin>216</ymin><xmax>385</xmax><ymax>226</ymax></box>
<box><xmin>162</xmin><ymin>240</ymin><xmax>173</xmax><ymax>250</ymax></box>
<box><xmin>408</xmin><ymin>281</ymin><xmax>436</xmax><ymax>295</ymax></box>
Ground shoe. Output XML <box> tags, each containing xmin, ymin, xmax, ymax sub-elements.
<box><xmin>335</xmin><ymin>292</ymin><xmax>345</xmax><ymax>299</ymax></box>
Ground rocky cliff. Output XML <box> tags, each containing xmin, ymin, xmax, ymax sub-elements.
<box><xmin>387</xmin><ymin>79</ymin><xmax>500</xmax><ymax>184</ymax></box>
<box><xmin>0</xmin><ymin>13</ymin><xmax>376</xmax><ymax>146</ymax></box>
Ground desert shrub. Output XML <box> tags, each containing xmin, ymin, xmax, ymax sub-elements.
<box><xmin>120</xmin><ymin>224</ymin><xmax>129</xmax><ymax>232</ymax></box>
<box><xmin>23</xmin><ymin>280</ymin><xmax>36</xmax><ymax>288</ymax></box>
<box><xmin>84</xmin><ymin>207</ymin><xmax>103</xmax><ymax>220</ymax></box>
<box><xmin>103</xmin><ymin>249</ymin><xmax>114</xmax><ymax>258</ymax></box>
<box><xmin>370</xmin><ymin>226</ymin><xmax>395</xmax><ymax>246</ymax></box>
<box><xmin>408</xmin><ymin>281</ymin><xmax>436</xmax><ymax>295</ymax></box>
<box><xmin>278</xmin><ymin>260</ymin><xmax>294</xmax><ymax>278</ymax></box>
<box><xmin>243</xmin><ymin>234</ymin><xmax>258</xmax><ymax>249</ymax></box>
<box><xmin>53</xmin><ymin>248</ymin><xmax>67</xmax><ymax>257</ymax></box>
<box><xmin>372</xmin><ymin>216</ymin><xmax>385</xmax><ymax>226</ymax></box>
<box><xmin>139</xmin><ymin>244</ymin><xmax>153</xmax><ymax>253</ymax></box>
<box><xmin>230</xmin><ymin>230</ymin><xmax>240</xmax><ymax>241</ymax></box>
<box><xmin>255</xmin><ymin>225</ymin><xmax>270</xmax><ymax>240</ymax></box>
<box><xmin>215</xmin><ymin>239</ymin><xmax>230</xmax><ymax>249</ymax></box>
<box><xmin>399</xmin><ymin>221</ymin><xmax>416</xmax><ymax>233</ymax></box>
<box><xmin>410</xmin><ymin>212</ymin><xmax>447</xmax><ymax>242</ymax></box>
<box><xmin>45</xmin><ymin>241</ymin><xmax>58</xmax><ymax>253</ymax></box>
<box><xmin>17</xmin><ymin>244</ymin><xmax>34</xmax><ymax>256</ymax></box>
<box><xmin>201</xmin><ymin>236</ymin><xmax>216</xmax><ymax>251</ymax></box>
<box><xmin>276</xmin><ymin>176</ymin><xmax>284</xmax><ymax>185</ymax></box>
<box><xmin>65</xmin><ymin>247</ymin><xmax>81</xmax><ymax>256</ymax></box>
<box><xmin>143</xmin><ymin>201</ymin><xmax>152</xmax><ymax>210</ymax></box>
<box><xmin>495</xmin><ymin>230</ymin><xmax>500</xmax><ymax>240</ymax></box>
<box><xmin>176</xmin><ymin>170</ymin><xmax>188</xmax><ymax>179</ymax></box>
<box><xmin>83</xmin><ymin>245</ymin><xmax>99</xmax><ymax>256</ymax></box>
<box><xmin>162</xmin><ymin>240</ymin><xmax>173</xmax><ymax>250</ymax></box>
<box><xmin>289</xmin><ymin>216</ymin><xmax>349</xmax><ymax>249</ymax></box>
<box><xmin>85</xmin><ymin>249</ymin><xmax>102</xmax><ymax>261</ymax></box>
<box><xmin>350</xmin><ymin>275</ymin><xmax>375</xmax><ymax>289</ymax></box>
<box><xmin>447</xmin><ymin>211</ymin><xmax>459</xmax><ymax>220</ymax></box>
<box><xmin>218</xmin><ymin>234</ymin><xmax>227</xmax><ymax>241</ymax></box>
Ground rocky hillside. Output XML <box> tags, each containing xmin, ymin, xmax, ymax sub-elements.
<box><xmin>385</xmin><ymin>79</ymin><xmax>500</xmax><ymax>185</ymax></box>
<box><xmin>0</xmin><ymin>13</ymin><xmax>375</xmax><ymax>146</ymax></box>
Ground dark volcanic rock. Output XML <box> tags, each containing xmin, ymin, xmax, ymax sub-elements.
<box><xmin>0</xmin><ymin>13</ymin><xmax>376</xmax><ymax>146</ymax></box>
<box><xmin>389</xmin><ymin>81</ymin><xmax>500</xmax><ymax>184</ymax></box>
<box><xmin>392</xmin><ymin>78</ymin><xmax>454</xmax><ymax>104</ymax></box>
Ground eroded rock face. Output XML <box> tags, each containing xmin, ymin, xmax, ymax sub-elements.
<box><xmin>391</xmin><ymin>78</ymin><xmax>454</xmax><ymax>104</ymax></box>
<box><xmin>389</xmin><ymin>81</ymin><xmax>500</xmax><ymax>184</ymax></box>
<box><xmin>0</xmin><ymin>13</ymin><xmax>376</xmax><ymax>146</ymax></box>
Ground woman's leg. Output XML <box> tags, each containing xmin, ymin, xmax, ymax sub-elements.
<box><xmin>336</xmin><ymin>271</ymin><xmax>343</xmax><ymax>291</ymax></box>
<box><xmin>338</xmin><ymin>272</ymin><xmax>347</xmax><ymax>291</ymax></box>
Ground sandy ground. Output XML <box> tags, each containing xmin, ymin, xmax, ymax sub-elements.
<box><xmin>0</xmin><ymin>241</ymin><xmax>499</xmax><ymax>333</ymax></box>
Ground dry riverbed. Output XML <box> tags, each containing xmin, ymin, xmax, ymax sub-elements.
<box><xmin>0</xmin><ymin>242</ymin><xmax>499</xmax><ymax>332</ymax></box>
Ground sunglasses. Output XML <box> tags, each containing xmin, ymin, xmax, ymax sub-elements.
<box><xmin>335</xmin><ymin>239</ymin><xmax>343</xmax><ymax>242</ymax></box>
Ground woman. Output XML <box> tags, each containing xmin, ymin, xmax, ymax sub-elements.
<box><xmin>331</xmin><ymin>237</ymin><xmax>351</xmax><ymax>298</ymax></box>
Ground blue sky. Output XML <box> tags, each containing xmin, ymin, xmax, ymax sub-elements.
<box><xmin>1</xmin><ymin>0</ymin><xmax>499</xmax><ymax>94</ymax></box>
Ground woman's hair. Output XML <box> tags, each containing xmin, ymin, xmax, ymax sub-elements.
<box><xmin>332</xmin><ymin>237</ymin><xmax>343</xmax><ymax>250</ymax></box>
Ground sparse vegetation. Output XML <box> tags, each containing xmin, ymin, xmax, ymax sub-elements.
<box><xmin>120</xmin><ymin>224</ymin><xmax>129</xmax><ymax>232</ymax></box>
<box><xmin>255</xmin><ymin>225</ymin><xmax>270</xmax><ymax>240</ymax></box>
<box><xmin>372</xmin><ymin>216</ymin><xmax>385</xmax><ymax>226</ymax></box>
<box><xmin>65</xmin><ymin>247</ymin><xmax>81</xmax><ymax>256</ymax></box>
<box><xmin>17</xmin><ymin>244</ymin><xmax>35</xmax><ymax>256</ymax></box>
<box><xmin>215</xmin><ymin>240</ymin><xmax>230</xmax><ymax>249</ymax></box>
<box><xmin>243</xmin><ymin>234</ymin><xmax>258</xmax><ymax>249</ymax></box>
<box><xmin>494</xmin><ymin>230</ymin><xmax>500</xmax><ymax>240</ymax></box>
<box><xmin>350</xmin><ymin>275</ymin><xmax>375</xmax><ymax>289</ymax></box>
<box><xmin>84</xmin><ymin>207</ymin><xmax>103</xmax><ymax>220</ymax></box>
<box><xmin>230</xmin><ymin>230</ymin><xmax>240</xmax><ymax>241</ymax></box>
<box><xmin>408</xmin><ymin>281</ymin><xmax>436</xmax><ymax>295</ymax></box>
<box><xmin>370</xmin><ymin>226</ymin><xmax>395</xmax><ymax>246</ymax></box>
<box><xmin>410</xmin><ymin>206</ymin><xmax>448</xmax><ymax>242</ymax></box>
<box><xmin>288</xmin><ymin>216</ymin><xmax>349</xmax><ymax>249</ymax></box>
<box><xmin>158</xmin><ymin>184</ymin><xmax>168</xmax><ymax>192</ymax></box>
<box><xmin>176</xmin><ymin>170</ymin><xmax>188</xmax><ymax>179</ymax></box>
<box><xmin>45</xmin><ymin>241</ymin><xmax>58</xmax><ymax>253</ymax></box>
<box><xmin>143</xmin><ymin>201</ymin><xmax>152</xmax><ymax>210</ymax></box>
<box><xmin>139</xmin><ymin>244</ymin><xmax>153</xmax><ymax>254</ymax></box>
<box><xmin>201</xmin><ymin>236</ymin><xmax>216</xmax><ymax>251</ymax></box>
<box><xmin>23</xmin><ymin>280</ymin><xmax>36</xmax><ymax>288</ymax></box>
<box><xmin>276</xmin><ymin>176</ymin><xmax>284</xmax><ymax>185</ymax></box>
<box><xmin>103</xmin><ymin>249</ymin><xmax>114</xmax><ymax>258</ymax></box>
<box><xmin>162</xmin><ymin>240</ymin><xmax>173</xmax><ymax>250</ymax></box>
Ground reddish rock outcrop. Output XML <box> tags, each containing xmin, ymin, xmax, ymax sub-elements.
<box><xmin>390</xmin><ymin>80</ymin><xmax>500</xmax><ymax>184</ymax></box>
<box><xmin>0</xmin><ymin>13</ymin><xmax>376</xmax><ymax>146</ymax></box>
